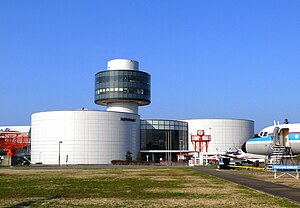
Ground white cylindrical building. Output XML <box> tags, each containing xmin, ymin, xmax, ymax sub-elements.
<box><xmin>182</xmin><ymin>119</ymin><xmax>254</xmax><ymax>153</ymax></box>
<box><xmin>30</xmin><ymin>59</ymin><xmax>151</xmax><ymax>165</ymax></box>
<box><xmin>31</xmin><ymin>110</ymin><xmax>140</xmax><ymax>165</ymax></box>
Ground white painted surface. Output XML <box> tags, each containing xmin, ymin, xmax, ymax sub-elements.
<box><xmin>182</xmin><ymin>119</ymin><xmax>254</xmax><ymax>152</ymax></box>
<box><xmin>107</xmin><ymin>102</ymin><xmax>138</xmax><ymax>114</ymax></box>
<box><xmin>31</xmin><ymin>110</ymin><xmax>140</xmax><ymax>165</ymax></box>
<box><xmin>107</xmin><ymin>59</ymin><xmax>138</xmax><ymax>71</ymax></box>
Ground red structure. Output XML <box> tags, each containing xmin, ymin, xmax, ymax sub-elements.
<box><xmin>190</xmin><ymin>130</ymin><xmax>211</xmax><ymax>152</ymax></box>
<box><xmin>0</xmin><ymin>130</ymin><xmax>30</xmax><ymax>156</ymax></box>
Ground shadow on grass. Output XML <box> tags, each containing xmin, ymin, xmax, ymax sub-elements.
<box><xmin>6</xmin><ymin>195</ymin><xmax>60</xmax><ymax>208</ymax></box>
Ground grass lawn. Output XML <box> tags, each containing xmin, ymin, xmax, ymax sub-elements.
<box><xmin>0</xmin><ymin>167</ymin><xmax>299</xmax><ymax>207</ymax></box>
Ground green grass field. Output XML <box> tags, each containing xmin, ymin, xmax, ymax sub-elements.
<box><xmin>0</xmin><ymin>168</ymin><xmax>299</xmax><ymax>207</ymax></box>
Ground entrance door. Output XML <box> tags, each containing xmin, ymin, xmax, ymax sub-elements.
<box><xmin>280</xmin><ymin>128</ymin><xmax>289</xmax><ymax>146</ymax></box>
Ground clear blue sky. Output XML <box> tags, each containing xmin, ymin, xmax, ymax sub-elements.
<box><xmin>1</xmin><ymin>1</ymin><xmax>300</xmax><ymax>132</ymax></box>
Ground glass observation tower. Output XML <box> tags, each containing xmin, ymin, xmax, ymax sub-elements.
<box><xmin>95</xmin><ymin>59</ymin><xmax>151</xmax><ymax>114</ymax></box>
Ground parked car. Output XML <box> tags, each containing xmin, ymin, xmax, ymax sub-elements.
<box><xmin>17</xmin><ymin>156</ymin><xmax>30</xmax><ymax>166</ymax></box>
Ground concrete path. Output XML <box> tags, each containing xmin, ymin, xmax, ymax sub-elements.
<box><xmin>191</xmin><ymin>167</ymin><xmax>300</xmax><ymax>204</ymax></box>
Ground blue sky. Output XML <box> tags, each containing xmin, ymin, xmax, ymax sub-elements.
<box><xmin>1</xmin><ymin>1</ymin><xmax>300</xmax><ymax>132</ymax></box>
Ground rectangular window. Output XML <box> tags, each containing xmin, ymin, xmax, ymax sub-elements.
<box><xmin>158</xmin><ymin>120</ymin><xmax>164</xmax><ymax>125</ymax></box>
<box><xmin>158</xmin><ymin>125</ymin><xmax>165</xmax><ymax>130</ymax></box>
<box><xmin>152</xmin><ymin>125</ymin><xmax>159</xmax><ymax>129</ymax></box>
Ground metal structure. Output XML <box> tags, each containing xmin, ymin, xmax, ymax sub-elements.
<box><xmin>58</xmin><ymin>141</ymin><xmax>62</xmax><ymax>166</ymax></box>
<box><xmin>190</xmin><ymin>130</ymin><xmax>211</xmax><ymax>153</ymax></box>
<box><xmin>165</xmin><ymin>131</ymin><xmax>172</xmax><ymax>164</ymax></box>
<box><xmin>0</xmin><ymin>130</ymin><xmax>30</xmax><ymax>156</ymax></box>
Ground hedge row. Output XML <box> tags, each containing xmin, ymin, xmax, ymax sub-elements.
<box><xmin>111</xmin><ymin>160</ymin><xmax>154</xmax><ymax>165</ymax></box>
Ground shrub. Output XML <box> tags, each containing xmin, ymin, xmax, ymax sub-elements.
<box><xmin>125</xmin><ymin>150</ymin><xmax>132</xmax><ymax>162</ymax></box>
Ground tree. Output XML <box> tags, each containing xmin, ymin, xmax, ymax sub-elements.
<box><xmin>136</xmin><ymin>152</ymin><xmax>142</xmax><ymax>162</ymax></box>
<box><xmin>0</xmin><ymin>148</ymin><xmax>6</xmax><ymax>155</ymax></box>
<box><xmin>125</xmin><ymin>150</ymin><xmax>132</xmax><ymax>162</ymax></box>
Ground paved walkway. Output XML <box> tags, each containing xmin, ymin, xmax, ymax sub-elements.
<box><xmin>191</xmin><ymin>167</ymin><xmax>300</xmax><ymax>203</ymax></box>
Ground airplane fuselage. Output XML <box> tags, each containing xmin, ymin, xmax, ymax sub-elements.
<box><xmin>242</xmin><ymin>123</ymin><xmax>300</xmax><ymax>155</ymax></box>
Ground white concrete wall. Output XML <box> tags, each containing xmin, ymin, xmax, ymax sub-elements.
<box><xmin>181</xmin><ymin>119</ymin><xmax>254</xmax><ymax>152</ymax></box>
<box><xmin>107</xmin><ymin>59</ymin><xmax>139</xmax><ymax>71</ymax></box>
<box><xmin>31</xmin><ymin>110</ymin><xmax>140</xmax><ymax>165</ymax></box>
<box><xmin>107</xmin><ymin>102</ymin><xmax>138</xmax><ymax>114</ymax></box>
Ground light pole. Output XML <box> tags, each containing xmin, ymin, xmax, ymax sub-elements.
<box><xmin>58</xmin><ymin>141</ymin><xmax>63</xmax><ymax>166</ymax></box>
<box><xmin>179</xmin><ymin>140</ymin><xmax>182</xmax><ymax>162</ymax></box>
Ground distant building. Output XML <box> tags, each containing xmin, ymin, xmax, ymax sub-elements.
<box><xmin>182</xmin><ymin>119</ymin><xmax>254</xmax><ymax>153</ymax></box>
<box><xmin>140</xmin><ymin>119</ymin><xmax>189</xmax><ymax>162</ymax></box>
<box><xmin>31</xmin><ymin>59</ymin><xmax>149</xmax><ymax>164</ymax></box>
<box><xmin>2</xmin><ymin>59</ymin><xmax>254</xmax><ymax>164</ymax></box>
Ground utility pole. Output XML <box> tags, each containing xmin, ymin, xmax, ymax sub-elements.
<box><xmin>58</xmin><ymin>141</ymin><xmax>63</xmax><ymax>166</ymax></box>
